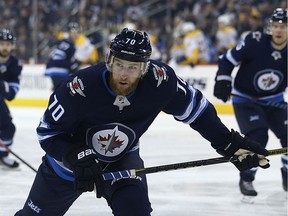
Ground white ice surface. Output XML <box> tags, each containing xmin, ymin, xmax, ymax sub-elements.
<box><xmin>0</xmin><ymin>107</ymin><xmax>287</xmax><ymax>216</ymax></box>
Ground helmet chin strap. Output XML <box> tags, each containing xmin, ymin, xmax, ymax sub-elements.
<box><xmin>105</xmin><ymin>52</ymin><xmax>114</xmax><ymax>72</ymax></box>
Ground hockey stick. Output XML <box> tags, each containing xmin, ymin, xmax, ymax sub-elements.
<box><xmin>0</xmin><ymin>142</ymin><xmax>37</xmax><ymax>173</ymax></box>
<box><xmin>230</xmin><ymin>93</ymin><xmax>287</xmax><ymax>109</ymax></box>
<box><xmin>102</xmin><ymin>147</ymin><xmax>288</xmax><ymax>181</ymax></box>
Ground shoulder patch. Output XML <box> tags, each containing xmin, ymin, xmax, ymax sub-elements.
<box><xmin>68</xmin><ymin>76</ymin><xmax>86</xmax><ymax>97</ymax></box>
<box><xmin>252</xmin><ymin>31</ymin><xmax>262</xmax><ymax>42</ymax></box>
<box><xmin>152</xmin><ymin>63</ymin><xmax>169</xmax><ymax>87</ymax></box>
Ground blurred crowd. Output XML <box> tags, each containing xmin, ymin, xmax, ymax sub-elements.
<box><xmin>0</xmin><ymin>0</ymin><xmax>286</xmax><ymax>64</ymax></box>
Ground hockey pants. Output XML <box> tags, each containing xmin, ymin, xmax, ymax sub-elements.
<box><xmin>15</xmin><ymin>153</ymin><xmax>152</xmax><ymax>216</ymax></box>
<box><xmin>233</xmin><ymin>102</ymin><xmax>287</xmax><ymax>182</ymax></box>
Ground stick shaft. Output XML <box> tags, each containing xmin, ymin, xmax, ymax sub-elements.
<box><xmin>230</xmin><ymin>93</ymin><xmax>287</xmax><ymax>109</ymax></box>
<box><xmin>9</xmin><ymin>149</ymin><xmax>37</xmax><ymax>172</ymax></box>
<box><xmin>0</xmin><ymin>143</ymin><xmax>37</xmax><ymax>172</ymax></box>
<box><xmin>102</xmin><ymin>147</ymin><xmax>287</xmax><ymax>181</ymax></box>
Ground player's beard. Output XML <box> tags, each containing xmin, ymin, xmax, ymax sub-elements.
<box><xmin>109</xmin><ymin>76</ymin><xmax>140</xmax><ymax>96</ymax></box>
<box><xmin>0</xmin><ymin>49</ymin><xmax>10</xmax><ymax>58</ymax></box>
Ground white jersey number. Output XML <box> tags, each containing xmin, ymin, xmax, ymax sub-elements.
<box><xmin>48</xmin><ymin>94</ymin><xmax>65</xmax><ymax>121</ymax></box>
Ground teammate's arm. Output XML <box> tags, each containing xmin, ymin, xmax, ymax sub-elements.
<box><xmin>0</xmin><ymin>64</ymin><xmax>22</xmax><ymax>101</ymax></box>
<box><xmin>213</xmin><ymin>33</ymin><xmax>255</xmax><ymax>102</ymax></box>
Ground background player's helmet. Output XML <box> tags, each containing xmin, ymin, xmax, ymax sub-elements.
<box><xmin>106</xmin><ymin>28</ymin><xmax>152</xmax><ymax>76</ymax></box>
<box><xmin>270</xmin><ymin>8</ymin><xmax>288</xmax><ymax>23</ymax></box>
<box><xmin>181</xmin><ymin>22</ymin><xmax>196</xmax><ymax>35</ymax></box>
<box><xmin>0</xmin><ymin>29</ymin><xmax>15</xmax><ymax>42</ymax></box>
<box><xmin>68</xmin><ymin>22</ymin><xmax>81</xmax><ymax>32</ymax></box>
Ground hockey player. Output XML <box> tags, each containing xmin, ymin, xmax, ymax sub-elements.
<box><xmin>15</xmin><ymin>28</ymin><xmax>270</xmax><ymax>216</ymax></box>
<box><xmin>213</xmin><ymin>8</ymin><xmax>287</xmax><ymax>198</ymax></box>
<box><xmin>54</xmin><ymin>23</ymin><xmax>100</xmax><ymax>66</ymax></box>
<box><xmin>169</xmin><ymin>22</ymin><xmax>210</xmax><ymax>67</ymax></box>
<box><xmin>44</xmin><ymin>22</ymin><xmax>81</xmax><ymax>90</ymax></box>
<box><xmin>0</xmin><ymin>29</ymin><xmax>22</xmax><ymax>168</ymax></box>
<box><xmin>215</xmin><ymin>14</ymin><xmax>238</xmax><ymax>56</ymax></box>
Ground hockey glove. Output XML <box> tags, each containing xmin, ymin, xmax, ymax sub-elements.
<box><xmin>217</xmin><ymin>129</ymin><xmax>270</xmax><ymax>171</ymax></box>
<box><xmin>63</xmin><ymin>146</ymin><xmax>104</xmax><ymax>198</ymax></box>
<box><xmin>213</xmin><ymin>75</ymin><xmax>232</xmax><ymax>102</ymax></box>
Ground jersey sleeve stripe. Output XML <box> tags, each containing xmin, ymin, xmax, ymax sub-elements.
<box><xmin>226</xmin><ymin>49</ymin><xmax>239</xmax><ymax>66</ymax></box>
<box><xmin>174</xmin><ymin>87</ymin><xmax>208</xmax><ymax>124</ymax></box>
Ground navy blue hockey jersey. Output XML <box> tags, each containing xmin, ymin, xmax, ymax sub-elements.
<box><xmin>0</xmin><ymin>55</ymin><xmax>22</xmax><ymax>101</ymax></box>
<box><xmin>218</xmin><ymin>31</ymin><xmax>287</xmax><ymax>102</ymax></box>
<box><xmin>37</xmin><ymin>60</ymin><xmax>230</xmax><ymax>181</ymax></box>
<box><xmin>45</xmin><ymin>39</ymin><xmax>78</xmax><ymax>77</ymax></box>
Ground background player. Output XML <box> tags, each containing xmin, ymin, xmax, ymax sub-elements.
<box><xmin>0</xmin><ymin>29</ymin><xmax>22</xmax><ymax>168</ymax></box>
<box><xmin>54</xmin><ymin>22</ymin><xmax>100</xmax><ymax>66</ymax></box>
<box><xmin>44</xmin><ymin>22</ymin><xmax>81</xmax><ymax>90</ymax></box>
<box><xmin>15</xmin><ymin>28</ymin><xmax>269</xmax><ymax>216</ymax></box>
<box><xmin>169</xmin><ymin>21</ymin><xmax>211</xmax><ymax>68</ymax></box>
<box><xmin>213</xmin><ymin>8</ymin><xmax>287</xmax><ymax>198</ymax></box>
<box><xmin>215</xmin><ymin>14</ymin><xmax>238</xmax><ymax>56</ymax></box>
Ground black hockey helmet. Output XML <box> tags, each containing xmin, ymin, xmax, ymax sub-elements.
<box><xmin>109</xmin><ymin>28</ymin><xmax>152</xmax><ymax>62</ymax></box>
<box><xmin>106</xmin><ymin>28</ymin><xmax>152</xmax><ymax>75</ymax></box>
<box><xmin>270</xmin><ymin>8</ymin><xmax>287</xmax><ymax>23</ymax></box>
<box><xmin>0</xmin><ymin>29</ymin><xmax>15</xmax><ymax>42</ymax></box>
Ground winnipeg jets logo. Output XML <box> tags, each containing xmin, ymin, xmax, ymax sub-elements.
<box><xmin>152</xmin><ymin>63</ymin><xmax>168</xmax><ymax>87</ymax></box>
<box><xmin>98</xmin><ymin>127</ymin><xmax>124</xmax><ymax>154</ymax></box>
<box><xmin>86</xmin><ymin>123</ymin><xmax>136</xmax><ymax>162</ymax></box>
<box><xmin>271</xmin><ymin>51</ymin><xmax>282</xmax><ymax>60</ymax></box>
<box><xmin>263</xmin><ymin>75</ymin><xmax>276</xmax><ymax>88</ymax></box>
<box><xmin>254</xmin><ymin>69</ymin><xmax>283</xmax><ymax>92</ymax></box>
<box><xmin>68</xmin><ymin>76</ymin><xmax>86</xmax><ymax>97</ymax></box>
